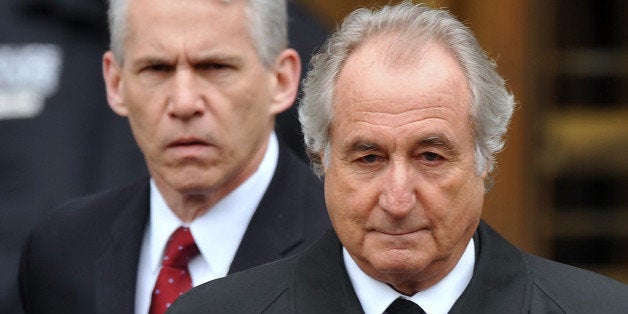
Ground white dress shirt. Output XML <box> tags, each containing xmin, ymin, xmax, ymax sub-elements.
<box><xmin>134</xmin><ymin>133</ymin><xmax>279</xmax><ymax>314</ymax></box>
<box><xmin>343</xmin><ymin>238</ymin><xmax>475</xmax><ymax>314</ymax></box>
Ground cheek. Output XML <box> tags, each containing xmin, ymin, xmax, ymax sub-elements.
<box><xmin>324</xmin><ymin>178</ymin><xmax>372</xmax><ymax>257</ymax></box>
<box><xmin>127</xmin><ymin>116</ymin><xmax>155</xmax><ymax>161</ymax></box>
<box><xmin>223</xmin><ymin>90</ymin><xmax>271</xmax><ymax>134</ymax></box>
<box><xmin>324</xmin><ymin>166</ymin><xmax>376</xmax><ymax>231</ymax></box>
<box><xmin>430</xmin><ymin>172</ymin><xmax>484</xmax><ymax>237</ymax></box>
<box><xmin>123</xmin><ymin>83</ymin><xmax>164</xmax><ymax>126</ymax></box>
<box><xmin>127</xmin><ymin>107</ymin><xmax>158</xmax><ymax>136</ymax></box>
<box><xmin>233</xmin><ymin>72</ymin><xmax>273</xmax><ymax>112</ymax></box>
<box><xmin>324</xmin><ymin>171</ymin><xmax>351</xmax><ymax>225</ymax></box>
<box><xmin>125</xmin><ymin>103</ymin><xmax>166</xmax><ymax>158</ymax></box>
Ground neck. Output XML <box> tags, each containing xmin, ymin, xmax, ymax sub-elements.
<box><xmin>154</xmin><ymin>170</ymin><xmax>258</xmax><ymax>223</ymax></box>
<box><xmin>152</xmin><ymin>135</ymin><xmax>272</xmax><ymax>223</ymax></box>
<box><xmin>167</xmin><ymin>192</ymin><xmax>225</xmax><ymax>223</ymax></box>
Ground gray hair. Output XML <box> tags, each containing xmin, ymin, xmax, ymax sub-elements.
<box><xmin>298</xmin><ymin>1</ymin><xmax>515</xmax><ymax>184</ymax></box>
<box><xmin>107</xmin><ymin>0</ymin><xmax>288</xmax><ymax>68</ymax></box>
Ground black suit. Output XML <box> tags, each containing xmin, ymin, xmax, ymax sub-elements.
<box><xmin>168</xmin><ymin>221</ymin><xmax>628</xmax><ymax>314</ymax></box>
<box><xmin>19</xmin><ymin>145</ymin><xmax>330</xmax><ymax>314</ymax></box>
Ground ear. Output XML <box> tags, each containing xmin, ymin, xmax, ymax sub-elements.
<box><xmin>102</xmin><ymin>51</ymin><xmax>128</xmax><ymax>117</ymax></box>
<box><xmin>268</xmin><ymin>48</ymin><xmax>301</xmax><ymax>115</ymax></box>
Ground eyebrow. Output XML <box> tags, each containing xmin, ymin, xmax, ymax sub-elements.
<box><xmin>190</xmin><ymin>53</ymin><xmax>243</xmax><ymax>65</ymax></box>
<box><xmin>129</xmin><ymin>55</ymin><xmax>172</xmax><ymax>69</ymax></box>
<box><xmin>346</xmin><ymin>140</ymin><xmax>380</xmax><ymax>154</ymax></box>
<box><xmin>417</xmin><ymin>133</ymin><xmax>458</xmax><ymax>152</ymax></box>
<box><xmin>342</xmin><ymin>133</ymin><xmax>460</xmax><ymax>156</ymax></box>
<box><xmin>130</xmin><ymin>52</ymin><xmax>243</xmax><ymax>68</ymax></box>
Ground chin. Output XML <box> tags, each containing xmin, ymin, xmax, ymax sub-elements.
<box><xmin>168</xmin><ymin>175</ymin><xmax>214</xmax><ymax>194</ymax></box>
<box><xmin>179</xmin><ymin>184</ymin><xmax>213</xmax><ymax>195</ymax></box>
<box><xmin>370</xmin><ymin>250</ymin><xmax>430</xmax><ymax>272</ymax></box>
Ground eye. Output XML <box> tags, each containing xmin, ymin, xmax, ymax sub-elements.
<box><xmin>144</xmin><ymin>63</ymin><xmax>173</xmax><ymax>72</ymax></box>
<box><xmin>196</xmin><ymin>62</ymin><xmax>232</xmax><ymax>71</ymax></box>
<box><xmin>421</xmin><ymin>152</ymin><xmax>442</xmax><ymax>162</ymax></box>
<box><xmin>358</xmin><ymin>154</ymin><xmax>382</xmax><ymax>164</ymax></box>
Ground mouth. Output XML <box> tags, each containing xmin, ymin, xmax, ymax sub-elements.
<box><xmin>167</xmin><ymin>137</ymin><xmax>210</xmax><ymax>148</ymax></box>
<box><xmin>374</xmin><ymin>227</ymin><xmax>428</xmax><ymax>236</ymax></box>
<box><xmin>381</xmin><ymin>230</ymin><xmax>420</xmax><ymax>236</ymax></box>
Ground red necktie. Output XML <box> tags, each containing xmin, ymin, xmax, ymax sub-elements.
<box><xmin>149</xmin><ymin>226</ymin><xmax>199</xmax><ymax>314</ymax></box>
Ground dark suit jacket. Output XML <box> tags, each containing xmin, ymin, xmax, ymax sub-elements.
<box><xmin>19</xmin><ymin>144</ymin><xmax>330</xmax><ymax>314</ymax></box>
<box><xmin>168</xmin><ymin>221</ymin><xmax>628</xmax><ymax>314</ymax></box>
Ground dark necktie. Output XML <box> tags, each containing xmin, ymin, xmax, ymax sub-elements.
<box><xmin>149</xmin><ymin>226</ymin><xmax>200</xmax><ymax>314</ymax></box>
<box><xmin>384</xmin><ymin>298</ymin><xmax>426</xmax><ymax>314</ymax></box>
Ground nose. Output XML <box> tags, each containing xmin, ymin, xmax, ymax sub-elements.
<box><xmin>168</xmin><ymin>69</ymin><xmax>204</xmax><ymax>120</ymax></box>
<box><xmin>378</xmin><ymin>161</ymin><xmax>417</xmax><ymax>217</ymax></box>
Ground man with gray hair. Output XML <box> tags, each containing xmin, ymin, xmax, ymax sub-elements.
<box><xmin>168</xmin><ymin>2</ymin><xmax>628</xmax><ymax>313</ymax></box>
<box><xmin>19</xmin><ymin>0</ymin><xmax>330</xmax><ymax>313</ymax></box>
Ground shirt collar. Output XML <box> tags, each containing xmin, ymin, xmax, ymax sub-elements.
<box><xmin>148</xmin><ymin>133</ymin><xmax>279</xmax><ymax>275</ymax></box>
<box><xmin>343</xmin><ymin>238</ymin><xmax>475</xmax><ymax>314</ymax></box>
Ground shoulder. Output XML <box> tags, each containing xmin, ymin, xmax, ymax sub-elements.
<box><xmin>23</xmin><ymin>178</ymin><xmax>149</xmax><ymax>256</ymax></box>
<box><xmin>57</xmin><ymin>178</ymin><xmax>148</xmax><ymax>212</ymax></box>
<box><xmin>525</xmin><ymin>253</ymin><xmax>628</xmax><ymax>313</ymax></box>
<box><xmin>30</xmin><ymin>178</ymin><xmax>149</xmax><ymax>235</ymax></box>
<box><xmin>169</xmin><ymin>256</ymin><xmax>299</xmax><ymax>314</ymax></box>
<box><xmin>19</xmin><ymin>179</ymin><xmax>149</xmax><ymax>312</ymax></box>
<box><xmin>473</xmin><ymin>222</ymin><xmax>628</xmax><ymax>313</ymax></box>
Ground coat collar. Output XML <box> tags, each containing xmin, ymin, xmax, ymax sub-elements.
<box><xmin>91</xmin><ymin>143</ymin><xmax>320</xmax><ymax>311</ymax></box>
<box><xmin>291</xmin><ymin>221</ymin><xmax>533</xmax><ymax>313</ymax></box>
<box><xmin>94</xmin><ymin>180</ymin><xmax>150</xmax><ymax>314</ymax></box>
<box><xmin>293</xmin><ymin>230</ymin><xmax>365</xmax><ymax>314</ymax></box>
<box><xmin>450</xmin><ymin>221</ymin><xmax>533</xmax><ymax>313</ymax></box>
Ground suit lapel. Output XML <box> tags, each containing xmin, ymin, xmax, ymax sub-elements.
<box><xmin>293</xmin><ymin>231</ymin><xmax>364</xmax><ymax>314</ymax></box>
<box><xmin>94</xmin><ymin>180</ymin><xmax>150</xmax><ymax>314</ymax></box>
<box><xmin>450</xmin><ymin>221</ymin><xmax>532</xmax><ymax>313</ymax></box>
<box><xmin>284</xmin><ymin>222</ymin><xmax>531</xmax><ymax>313</ymax></box>
<box><xmin>229</xmin><ymin>145</ymin><xmax>308</xmax><ymax>273</ymax></box>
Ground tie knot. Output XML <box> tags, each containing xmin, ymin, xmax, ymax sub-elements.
<box><xmin>162</xmin><ymin>227</ymin><xmax>199</xmax><ymax>268</ymax></box>
<box><xmin>385</xmin><ymin>298</ymin><xmax>425</xmax><ymax>314</ymax></box>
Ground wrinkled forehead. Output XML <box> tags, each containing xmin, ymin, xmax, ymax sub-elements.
<box><xmin>335</xmin><ymin>38</ymin><xmax>471</xmax><ymax>107</ymax></box>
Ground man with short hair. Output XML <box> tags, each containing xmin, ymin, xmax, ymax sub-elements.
<box><xmin>19</xmin><ymin>0</ymin><xmax>330</xmax><ymax>313</ymax></box>
<box><xmin>168</xmin><ymin>2</ymin><xmax>628</xmax><ymax>313</ymax></box>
